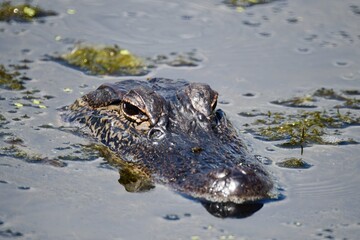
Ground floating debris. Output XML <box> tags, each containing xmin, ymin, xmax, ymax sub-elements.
<box><xmin>0</xmin><ymin>145</ymin><xmax>66</xmax><ymax>167</ymax></box>
<box><xmin>271</xmin><ymin>95</ymin><xmax>317</xmax><ymax>108</ymax></box>
<box><xmin>0</xmin><ymin>1</ymin><xmax>57</xmax><ymax>22</ymax></box>
<box><xmin>0</xmin><ymin>114</ymin><xmax>9</xmax><ymax>128</ymax></box>
<box><xmin>276</xmin><ymin>158</ymin><xmax>312</xmax><ymax>169</ymax></box>
<box><xmin>56</xmin><ymin>45</ymin><xmax>149</xmax><ymax>76</ymax></box>
<box><xmin>245</xmin><ymin>109</ymin><xmax>359</xmax><ymax>148</ymax></box>
<box><xmin>0</xmin><ymin>65</ymin><xmax>26</xmax><ymax>90</ymax></box>
<box><xmin>271</xmin><ymin>88</ymin><xmax>360</xmax><ymax>109</ymax></box>
<box><xmin>148</xmin><ymin>50</ymin><xmax>202</xmax><ymax>67</ymax></box>
<box><xmin>223</xmin><ymin>0</ymin><xmax>278</xmax><ymax>8</ymax></box>
<box><xmin>53</xmin><ymin>44</ymin><xmax>203</xmax><ymax>76</ymax></box>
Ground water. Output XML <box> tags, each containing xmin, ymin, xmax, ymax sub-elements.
<box><xmin>1</xmin><ymin>0</ymin><xmax>359</xmax><ymax>239</ymax></box>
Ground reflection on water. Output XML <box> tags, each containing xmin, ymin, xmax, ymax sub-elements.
<box><xmin>118</xmin><ymin>167</ymin><xmax>266</xmax><ymax>218</ymax></box>
<box><xmin>202</xmin><ymin>201</ymin><xmax>263</xmax><ymax>219</ymax></box>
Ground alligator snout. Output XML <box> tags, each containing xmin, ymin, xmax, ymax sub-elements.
<box><xmin>179</xmin><ymin>163</ymin><xmax>274</xmax><ymax>204</ymax></box>
<box><xmin>207</xmin><ymin>165</ymin><xmax>273</xmax><ymax>203</ymax></box>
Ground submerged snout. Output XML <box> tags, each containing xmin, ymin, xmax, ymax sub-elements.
<box><xmin>180</xmin><ymin>163</ymin><xmax>274</xmax><ymax>204</ymax></box>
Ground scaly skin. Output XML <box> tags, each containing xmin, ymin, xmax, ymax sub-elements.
<box><xmin>65</xmin><ymin>78</ymin><xmax>274</xmax><ymax>204</ymax></box>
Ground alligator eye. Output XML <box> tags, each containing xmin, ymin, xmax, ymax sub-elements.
<box><xmin>121</xmin><ymin>101</ymin><xmax>148</xmax><ymax>122</ymax></box>
<box><xmin>123</xmin><ymin>102</ymin><xmax>140</xmax><ymax>116</ymax></box>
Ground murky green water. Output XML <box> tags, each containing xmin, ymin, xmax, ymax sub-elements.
<box><xmin>1</xmin><ymin>0</ymin><xmax>359</xmax><ymax>239</ymax></box>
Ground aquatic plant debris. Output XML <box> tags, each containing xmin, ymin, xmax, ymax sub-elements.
<box><xmin>0</xmin><ymin>145</ymin><xmax>66</xmax><ymax>167</ymax></box>
<box><xmin>245</xmin><ymin>109</ymin><xmax>359</xmax><ymax>148</ymax></box>
<box><xmin>54</xmin><ymin>44</ymin><xmax>203</xmax><ymax>76</ymax></box>
<box><xmin>276</xmin><ymin>158</ymin><xmax>312</xmax><ymax>169</ymax></box>
<box><xmin>0</xmin><ymin>65</ymin><xmax>27</xmax><ymax>90</ymax></box>
<box><xmin>223</xmin><ymin>0</ymin><xmax>278</xmax><ymax>8</ymax></box>
<box><xmin>0</xmin><ymin>1</ymin><xmax>57</xmax><ymax>22</ymax></box>
<box><xmin>272</xmin><ymin>88</ymin><xmax>360</xmax><ymax>109</ymax></box>
<box><xmin>242</xmin><ymin>88</ymin><xmax>360</xmax><ymax>148</ymax></box>
<box><xmin>57</xmin><ymin>45</ymin><xmax>149</xmax><ymax>76</ymax></box>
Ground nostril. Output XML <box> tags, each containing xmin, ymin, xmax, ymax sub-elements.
<box><xmin>148</xmin><ymin>127</ymin><xmax>165</xmax><ymax>140</ymax></box>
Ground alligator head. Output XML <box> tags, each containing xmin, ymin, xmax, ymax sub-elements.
<box><xmin>65</xmin><ymin>78</ymin><xmax>275</xmax><ymax>207</ymax></box>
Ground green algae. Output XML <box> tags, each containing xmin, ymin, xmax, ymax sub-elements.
<box><xmin>0</xmin><ymin>145</ymin><xmax>66</xmax><ymax>167</ymax></box>
<box><xmin>0</xmin><ymin>65</ymin><xmax>26</xmax><ymax>90</ymax></box>
<box><xmin>224</xmin><ymin>0</ymin><xmax>277</xmax><ymax>8</ymax></box>
<box><xmin>272</xmin><ymin>88</ymin><xmax>360</xmax><ymax>110</ymax></box>
<box><xmin>0</xmin><ymin>1</ymin><xmax>57</xmax><ymax>22</ymax></box>
<box><xmin>261</xmin><ymin>88</ymin><xmax>360</xmax><ymax>148</ymax></box>
<box><xmin>248</xmin><ymin>109</ymin><xmax>359</xmax><ymax>148</ymax></box>
<box><xmin>271</xmin><ymin>95</ymin><xmax>317</xmax><ymax>108</ymax></box>
<box><xmin>55</xmin><ymin>45</ymin><xmax>203</xmax><ymax>76</ymax></box>
<box><xmin>58</xmin><ymin>45</ymin><xmax>149</xmax><ymax>76</ymax></box>
<box><xmin>276</xmin><ymin>158</ymin><xmax>312</xmax><ymax>169</ymax></box>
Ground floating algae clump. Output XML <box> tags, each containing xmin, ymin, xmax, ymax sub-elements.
<box><xmin>271</xmin><ymin>95</ymin><xmax>317</xmax><ymax>108</ymax></box>
<box><xmin>59</xmin><ymin>45</ymin><xmax>149</xmax><ymax>76</ymax></box>
<box><xmin>0</xmin><ymin>64</ymin><xmax>25</xmax><ymax>90</ymax></box>
<box><xmin>0</xmin><ymin>1</ymin><xmax>57</xmax><ymax>22</ymax></box>
<box><xmin>0</xmin><ymin>145</ymin><xmax>66</xmax><ymax>167</ymax></box>
<box><xmin>272</xmin><ymin>88</ymin><xmax>360</xmax><ymax>110</ymax></box>
<box><xmin>224</xmin><ymin>0</ymin><xmax>277</xmax><ymax>8</ymax></box>
<box><xmin>246</xmin><ymin>110</ymin><xmax>359</xmax><ymax>148</ymax></box>
<box><xmin>276</xmin><ymin>158</ymin><xmax>312</xmax><ymax>169</ymax></box>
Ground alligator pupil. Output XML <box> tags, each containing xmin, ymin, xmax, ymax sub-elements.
<box><xmin>122</xmin><ymin>102</ymin><xmax>140</xmax><ymax>116</ymax></box>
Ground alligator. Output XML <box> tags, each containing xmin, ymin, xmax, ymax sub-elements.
<box><xmin>65</xmin><ymin>78</ymin><xmax>276</xmax><ymax>209</ymax></box>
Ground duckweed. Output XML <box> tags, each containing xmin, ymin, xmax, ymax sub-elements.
<box><xmin>0</xmin><ymin>1</ymin><xmax>57</xmax><ymax>22</ymax></box>
<box><xmin>58</xmin><ymin>45</ymin><xmax>149</xmax><ymax>76</ymax></box>
<box><xmin>0</xmin><ymin>65</ymin><xmax>25</xmax><ymax>90</ymax></box>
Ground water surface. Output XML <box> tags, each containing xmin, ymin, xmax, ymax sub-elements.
<box><xmin>1</xmin><ymin>0</ymin><xmax>359</xmax><ymax>239</ymax></box>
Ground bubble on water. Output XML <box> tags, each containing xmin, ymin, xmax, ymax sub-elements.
<box><xmin>320</xmin><ymin>41</ymin><xmax>337</xmax><ymax>48</ymax></box>
<box><xmin>333</xmin><ymin>60</ymin><xmax>351</xmax><ymax>67</ymax></box>
<box><xmin>163</xmin><ymin>214</ymin><xmax>180</xmax><ymax>221</ymax></box>
<box><xmin>304</xmin><ymin>34</ymin><xmax>318</xmax><ymax>42</ymax></box>
<box><xmin>340</xmin><ymin>72</ymin><xmax>357</xmax><ymax>81</ymax></box>
<box><xmin>295</xmin><ymin>47</ymin><xmax>312</xmax><ymax>54</ymax></box>
<box><xmin>258</xmin><ymin>32</ymin><xmax>272</xmax><ymax>38</ymax></box>
<box><xmin>287</xmin><ymin>17</ymin><xmax>299</xmax><ymax>24</ymax></box>
<box><xmin>242</xmin><ymin>20</ymin><xmax>261</xmax><ymax>27</ymax></box>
